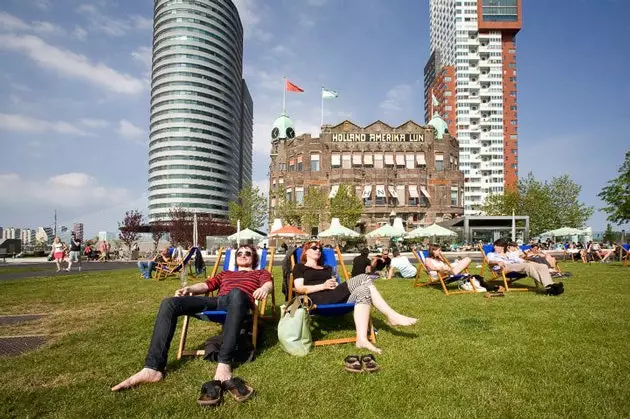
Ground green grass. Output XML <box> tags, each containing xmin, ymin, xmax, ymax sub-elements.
<box><xmin>1</xmin><ymin>263</ymin><xmax>629</xmax><ymax>418</ymax></box>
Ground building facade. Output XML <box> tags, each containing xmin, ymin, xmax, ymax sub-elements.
<box><xmin>72</xmin><ymin>223</ymin><xmax>84</xmax><ymax>240</ymax></box>
<box><xmin>148</xmin><ymin>0</ymin><xmax>252</xmax><ymax>222</ymax></box>
<box><xmin>268</xmin><ymin>118</ymin><xmax>465</xmax><ymax>234</ymax></box>
<box><xmin>425</xmin><ymin>0</ymin><xmax>521</xmax><ymax>214</ymax></box>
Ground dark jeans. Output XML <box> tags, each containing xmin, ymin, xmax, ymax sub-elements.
<box><xmin>144</xmin><ymin>288</ymin><xmax>250</xmax><ymax>372</ymax></box>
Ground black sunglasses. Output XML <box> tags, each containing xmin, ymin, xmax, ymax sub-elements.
<box><xmin>237</xmin><ymin>250</ymin><xmax>253</xmax><ymax>257</ymax></box>
<box><xmin>309</xmin><ymin>246</ymin><xmax>321</xmax><ymax>252</ymax></box>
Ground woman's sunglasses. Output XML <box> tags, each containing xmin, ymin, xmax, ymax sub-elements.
<box><xmin>309</xmin><ymin>245</ymin><xmax>321</xmax><ymax>252</ymax></box>
<box><xmin>237</xmin><ymin>250</ymin><xmax>253</xmax><ymax>257</ymax></box>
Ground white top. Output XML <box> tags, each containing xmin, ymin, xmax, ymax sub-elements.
<box><xmin>390</xmin><ymin>255</ymin><xmax>418</xmax><ymax>278</ymax></box>
<box><xmin>487</xmin><ymin>252</ymin><xmax>523</xmax><ymax>265</ymax></box>
<box><xmin>53</xmin><ymin>243</ymin><xmax>64</xmax><ymax>253</ymax></box>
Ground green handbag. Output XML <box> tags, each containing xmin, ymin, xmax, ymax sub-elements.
<box><xmin>277</xmin><ymin>295</ymin><xmax>313</xmax><ymax>356</ymax></box>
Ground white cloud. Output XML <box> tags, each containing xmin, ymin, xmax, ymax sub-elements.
<box><xmin>130</xmin><ymin>15</ymin><xmax>153</xmax><ymax>30</ymax></box>
<box><xmin>32</xmin><ymin>0</ymin><xmax>52</xmax><ymax>11</ymax></box>
<box><xmin>76</xmin><ymin>4</ymin><xmax>153</xmax><ymax>37</ymax></box>
<box><xmin>379</xmin><ymin>84</ymin><xmax>414</xmax><ymax>118</ymax></box>
<box><xmin>0</xmin><ymin>11</ymin><xmax>64</xmax><ymax>36</ymax></box>
<box><xmin>79</xmin><ymin>118</ymin><xmax>109</xmax><ymax>128</ymax></box>
<box><xmin>131</xmin><ymin>46</ymin><xmax>152</xmax><ymax>69</ymax></box>
<box><xmin>117</xmin><ymin>119</ymin><xmax>146</xmax><ymax>141</ymax></box>
<box><xmin>0</xmin><ymin>113</ymin><xmax>90</xmax><ymax>136</ymax></box>
<box><xmin>72</xmin><ymin>25</ymin><xmax>88</xmax><ymax>41</ymax></box>
<box><xmin>0</xmin><ymin>172</ymin><xmax>133</xmax><ymax>209</ymax></box>
<box><xmin>0</xmin><ymin>34</ymin><xmax>146</xmax><ymax>95</ymax></box>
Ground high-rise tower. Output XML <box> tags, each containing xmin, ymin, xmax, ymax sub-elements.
<box><xmin>425</xmin><ymin>0</ymin><xmax>521</xmax><ymax>214</ymax></box>
<box><xmin>148</xmin><ymin>0</ymin><xmax>252</xmax><ymax>222</ymax></box>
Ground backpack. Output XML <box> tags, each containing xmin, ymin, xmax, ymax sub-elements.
<box><xmin>203</xmin><ymin>317</ymin><xmax>256</xmax><ymax>364</ymax></box>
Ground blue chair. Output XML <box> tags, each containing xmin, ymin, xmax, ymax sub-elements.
<box><xmin>622</xmin><ymin>244</ymin><xmax>630</xmax><ymax>267</ymax></box>
<box><xmin>478</xmin><ymin>244</ymin><xmax>531</xmax><ymax>293</ymax></box>
<box><xmin>412</xmin><ymin>249</ymin><xmax>477</xmax><ymax>296</ymax></box>
<box><xmin>176</xmin><ymin>247</ymin><xmax>276</xmax><ymax>359</ymax></box>
<box><xmin>154</xmin><ymin>246</ymin><xmax>198</xmax><ymax>280</ymax></box>
<box><xmin>288</xmin><ymin>246</ymin><xmax>376</xmax><ymax>347</ymax></box>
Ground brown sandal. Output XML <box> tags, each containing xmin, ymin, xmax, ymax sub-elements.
<box><xmin>344</xmin><ymin>355</ymin><xmax>363</xmax><ymax>373</ymax></box>
<box><xmin>222</xmin><ymin>377</ymin><xmax>254</xmax><ymax>402</ymax></box>
<box><xmin>361</xmin><ymin>354</ymin><xmax>380</xmax><ymax>373</ymax></box>
<box><xmin>197</xmin><ymin>380</ymin><xmax>223</xmax><ymax>407</ymax></box>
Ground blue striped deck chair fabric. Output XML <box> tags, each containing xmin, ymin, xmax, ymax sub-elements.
<box><xmin>478</xmin><ymin>244</ymin><xmax>530</xmax><ymax>293</ymax></box>
<box><xmin>412</xmin><ymin>249</ymin><xmax>477</xmax><ymax>296</ymax></box>
<box><xmin>176</xmin><ymin>247</ymin><xmax>276</xmax><ymax>359</ymax></box>
<box><xmin>289</xmin><ymin>246</ymin><xmax>376</xmax><ymax>347</ymax></box>
<box><xmin>155</xmin><ymin>246</ymin><xmax>198</xmax><ymax>280</ymax></box>
<box><xmin>622</xmin><ymin>244</ymin><xmax>630</xmax><ymax>267</ymax></box>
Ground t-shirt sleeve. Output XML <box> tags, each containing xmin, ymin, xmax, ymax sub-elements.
<box><xmin>486</xmin><ymin>252</ymin><xmax>501</xmax><ymax>264</ymax></box>
<box><xmin>205</xmin><ymin>271</ymin><xmax>223</xmax><ymax>292</ymax></box>
<box><xmin>258</xmin><ymin>269</ymin><xmax>272</xmax><ymax>286</ymax></box>
<box><xmin>292</xmin><ymin>263</ymin><xmax>305</xmax><ymax>279</ymax></box>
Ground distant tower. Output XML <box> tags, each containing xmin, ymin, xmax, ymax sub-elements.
<box><xmin>72</xmin><ymin>223</ymin><xmax>84</xmax><ymax>240</ymax></box>
<box><xmin>148</xmin><ymin>0</ymin><xmax>252</xmax><ymax>222</ymax></box>
<box><xmin>425</xmin><ymin>0</ymin><xmax>522</xmax><ymax>213</ymax></box>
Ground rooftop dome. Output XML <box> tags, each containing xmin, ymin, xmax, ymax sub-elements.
<box><xmin>427</xmin><ymin>112</ymin><xmax>449</xmax><ymax>140</ymax></box>
<box><xmin>271</xmin><ymin>112</ymin><xmax>295</xmax><ymax>140</ymax></box>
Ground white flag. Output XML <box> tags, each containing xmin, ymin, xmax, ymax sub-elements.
<box><xmin>431</xmin><ymin>93</ymin><xmax>439</xmax><ymax>107</ymax></box>
<box><xmin>322</xmin><ymin>88</ymin><xmax>338</xmax><ymax>99</ymax></box>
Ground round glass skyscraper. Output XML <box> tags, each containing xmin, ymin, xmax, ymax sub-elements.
<box><xmin>149</xmin><ymin>0</ymin><xmax>250</xmax><ymax>222</ymax></box>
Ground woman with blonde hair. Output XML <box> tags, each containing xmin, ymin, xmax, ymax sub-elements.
<box><xmin>292</xmin><ymin>240</ymin><xmax>417</xmax><ymax>354</ymax></box>
<box><xmin>50</xmin><ymin>236</ymin><xmax>67</xmax><ymax>272</ymax></box>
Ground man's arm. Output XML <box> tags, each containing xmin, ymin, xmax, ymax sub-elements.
<box><xmin>386</xmin><ymin>265</ymin><xmax>394</xmax><ymax>279</ymax></box>
<box><xmin>175</xmin><ymin>281</ymin><xmax>210</xmax><ymax>296</ymax></box>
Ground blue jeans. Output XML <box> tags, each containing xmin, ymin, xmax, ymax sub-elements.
<box><xmin>144</xmin><ymin>288</ymin><xmax>250</xmax><ymax>371</ymax></box>
<box><xmin>138</xmin><ymin>261</ymin><xmax>156</xmax><ymax>278</ymax></box>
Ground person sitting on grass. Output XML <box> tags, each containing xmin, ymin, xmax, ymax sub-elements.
<box><xmin>370</xmin><ymin>248</ymin><xmax>391</xmax><ymax>277</ymax></box>
<box><xmin>113</xmin><ymin>244</ymin><xmax>272</xmax><ymax>404</ymax></box>
<box><xmin>351</xmin><ymin>248</ymin><xmax>373</xmax><ymax>277</ymax></box>
<box><xmin>137</xmin><ymin>248</ymin><xmax>171</xmax><ymax>279</ymax></box>
<box><xmin>423</xmin><ymin>244</ymin><xmax>486</xmax><ymax>292</ymax></box>
<box><xmin>386</xmin><ymin>249</ymin><xmax>418</xmax><ymax>279</ymax></box>
<box><xmin>292</xmin><ymin>241</ymin><xmax>417</xmax><ymax>354</ymax></box>
<box><xmin>487</xmin><ymin>239</ymin><xmax>564</xmax><ymax>296</ymax></box>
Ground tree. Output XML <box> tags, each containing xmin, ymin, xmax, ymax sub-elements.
<box><xmin>598</xmin><ymin>150</ymin><xmax>630</xmax><ymax>225</ymax></box>
<box><xmin>274</xmin><ymin>197</ymin><xmax>302</xmax><ymax>226</ymax></box>
<box><xmin>168</xmin><ymin>207</ymin><xmax>193</xmax><ymax>248</ymax></box>
<box><xmin>300</xmin><ymin>186</ymin><xmax>329</xmax><ymax>232</ymax></box>
<box><xmin>228</xmin><ymin>184</ymin><xmax>268</xmax><ymax>230</ymax></box>
<box><xmin>481</xmin><ymin>172</ymin><xmax>593</xmax><ymax>236</ymax></box>
<box><xmin>196</xmin><ymin>213</ymin><xmax>236</xmax><ymax>243</ymax></box>
<box><xmin>118</xmin><ymin>210</ymin><xmax>143</xmax><ymax>251</ymax></box>
<box><xmin>329</xmin><ymin>184</ymin><xmax>363</xmax><ymax>228</ymax></box>
<box><xmin>149</xmin><ymin>221</ymin><xmax>169</xmax><ymax>253</ymax></box>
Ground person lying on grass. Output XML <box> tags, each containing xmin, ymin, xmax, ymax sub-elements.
<box><xmin>112</xmin><ymin>244</ymin><xmax>272</xmax><ymax>393</ymax></box>
<box><xmin>487</xmin><ymin>239</ymin><xmax>564</xmax><ymax>296</ymax></box>
<box><xmin>292</xmin><ymin>240</ymin><xmax>417</xmax><ymax>354</ymax></box>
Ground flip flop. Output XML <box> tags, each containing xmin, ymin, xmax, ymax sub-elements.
<box><xmin>344</xmin><ymin>355</ymin><xmax>363</xmax><ymax>373</ymax></box>
<box><xmin>222</xmin><ymin>377</ymin><xmax>254</xmax><ymax>402</ymax></box>
<box><xmin>197</xmin><ymin>380</ymin><xmax>223</xmax><ymax>407</ymax></box>
<box><xmin>361</xmin><ymin>354</ymin><xmax>380</xmax><ymax>373</ymax></box>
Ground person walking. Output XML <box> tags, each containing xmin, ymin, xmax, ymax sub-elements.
<box><xmin>67</xmin><ymin>233</ymin><xmax>82</xmax><ymax>272</ymax></box>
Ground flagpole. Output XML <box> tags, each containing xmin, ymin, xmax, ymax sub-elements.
<box><xmin>282</xmin><ymin>76</ymin><xmax>286</xmax><ymax>113</ymax></box>
<box><xmin>320</xmin><ymin>86</ymin><xmax>324</xmax><ymax>127</ymax></box>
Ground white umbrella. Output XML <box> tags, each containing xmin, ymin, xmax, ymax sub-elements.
<box><xmin>366</xmin><ymin>223</ymin><xmax>405</xmax><ymax>238</ymax></box>
<box><xmin>227</xmin><ymin>228</ymin><xmax>265</xmax><ymax>241</ymax></box>
<box><xmin>541</xmin><ymin>227</ymin><xmax>583</xmax><ymax>237</ymax></box>
<box><xmin>405</xmin><ymin>223</ymin><xmax>456</xmax><ymax>239</ymax></box>
<box><xmin>318</xmin><ymin>218</ymin><xmax>360</xmax><ymax>238</ymax></box>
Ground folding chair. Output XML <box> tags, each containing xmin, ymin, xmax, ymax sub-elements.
<box><xmin>478</xmin><ymin>244</ymin><xmax>531</xmax><ymax>293</ymax></box>
<box><xmin>412</xmin><ymin>249</ymin><xmax>478</xmax><ymax>296</ymax></box>
<box><xmin>154</xmin><ymin>247</ymin><xmax>196</xmax><ymax>280</ymax></box>
<box><xmin>288</xmin><ymin>246</ymin><xmax>376</xmax><ymax>347</ymax></box>
<box><xmin>176</xmin><ymin>247</ymin><xmax>276</xmax><ymax>359</ymax></box>
<box><xmin>621</xmin><ymin>244</ymin><xmax>630</xmax><ymax>267</ymax></box>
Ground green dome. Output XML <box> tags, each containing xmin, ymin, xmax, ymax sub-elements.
<box><xmin>271</xmin><ymin>112</ymin><xmax>295</xmax><ymax>140</ymax></box>
<box><xmin>428</xmin><ymin>112</ymin><xmax>449</xmax><ymax>140</ymax></box>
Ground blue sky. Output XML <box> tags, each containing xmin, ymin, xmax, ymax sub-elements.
<box><xmin>0</xmin><ymin>0</ymin><xmax>628</xmax><ymax>238</ymax></box>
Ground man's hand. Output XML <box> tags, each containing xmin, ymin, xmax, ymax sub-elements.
<box><xmin>175</xmin><ymin>287</ymin><xmax>192</xmax><ymax>297</ymax></box>
<box><xmin>253</xmin><ymin>282</ymin><xmax>273</xmax><ymax>300</ymax></box>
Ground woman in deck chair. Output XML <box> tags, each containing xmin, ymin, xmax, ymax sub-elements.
<box><xmin>112</xmin><ymin>244</ymin><xmax>272</xmax><ymax>403</ymax></box>
<box><xmin>292</xmin><ymin>240</ymin><xmax>417</xmax><ymax>354</ymax></box>
<box><xmin>424</xmin><ymin>244</ymin><xmax>486</xmax><ymax>292</ymax></box>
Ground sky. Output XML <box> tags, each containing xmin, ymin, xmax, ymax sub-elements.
<box><xmin>0</xmin><ymin>0</ymin><xmax>628</xmax><ymax>238</ymax></box>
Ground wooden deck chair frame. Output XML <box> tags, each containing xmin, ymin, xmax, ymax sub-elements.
<box><xmin>288</xmin><ymin>246</ymin><xmax>376</xmax><ymax>347</ymax></box>
<box><xmin>176</xmin><ymin>247</ymin><xmax>276</xmax><ymax>359</ymax></box>
<box><xmin>412</xmin><ymin>248</ymin><xmax>478</xmax><ymax>296</ymax></box>
<box><xmin>478</xmin><ymin>244</ymin><xmax>532</xmax><ymax>293</ymax></box>
<box><xmin>154</xmin><ymin>247</ymin><xmax>197</xmax><ymax>280</ymax></box>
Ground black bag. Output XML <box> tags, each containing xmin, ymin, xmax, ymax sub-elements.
<box><xmin>203</xmin><ymin>318</ymin><xmax>256</xmax><ymax>364</ymax></box>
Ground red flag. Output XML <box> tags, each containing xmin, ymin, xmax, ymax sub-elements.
<box><xmin>286</xmin><ymin>80</ymin><xmax>304</xmax><ymax>93</ymax></box>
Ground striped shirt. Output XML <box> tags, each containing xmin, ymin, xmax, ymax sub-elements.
<box><xmin>205</xmin><ymin>269</ymin><xmax>272</xmax><ymax>305</ymax></box>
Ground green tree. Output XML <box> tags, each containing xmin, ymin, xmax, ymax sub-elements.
<box><xmin>329</xmin><ymin>184</ymin><xmax>363</xmax><ymax>228</ymax></box>
<box><xmin>300</xmin><ymin>186</ymin><xmax>329</xmax><ymax>232</ymax></box>
<box><xmin>274</xmin><ymin>197</ymin><xmax>302</xmax><ymax>226</ymax></box>
<box><xmin>118</xmin><ymin>210</ymin><xmax>143</xmax><ymax>251</ymax></box>
<box><xmin>598</xmin><ymin>150</ymin><xmax>630</xmax><ymax>225</ymax></box>
<box><xmin>548</xmin><ymin>174</ymin><xmax>594</xmax><ymax>228</ymax></box>
<box><xmin>227</xmin><ymin>184</ymin><xmax>268</xmax><ymax>230</ymax></box>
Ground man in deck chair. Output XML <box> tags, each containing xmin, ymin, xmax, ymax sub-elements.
<box><xmin>487</xmin><ymin>239</ymin><xmax>564</xmax><ymax>296</ymax></box>
<box><xmin>112</xmin><ymin>244</ymin><xmax>272</xmax><ymax>399</ymax></box>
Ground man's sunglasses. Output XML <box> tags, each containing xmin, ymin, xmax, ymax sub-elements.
<box><xmin>309</xmin><ymin>245</ymin><xmax>321</xmax><ymax>252</ymax></box>
<box><xmin>237</xmin><ymin>250</ymin><xmax>253</xmax><ymax>257</ymax></box>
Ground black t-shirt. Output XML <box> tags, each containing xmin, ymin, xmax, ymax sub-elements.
<box><xmin>351</xmin><ymin>255</ymin><xmax>371</xmax><ymax>277</ymax></box>
<box><xmin>292</xmin><ymin>263</ymin><xmax>350</xmax><ymax>305</ymax></box>
<box><xmin>372</xmin><ymin>255</ymin><xmax>391</xmax><ymax>271</ymax></box>
<box><xmin>70</xmin><ymin>238</ymin><xmax>82</xmax><ymax>251</ymax></box>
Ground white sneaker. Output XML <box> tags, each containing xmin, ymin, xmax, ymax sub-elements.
<box><xmin>471</xmin><ymin>278</ymin><xmax>487</xmax><ymax>293</ymax></box>
<box><xmin>459</xmin><ymin>281</ymin><xmax>473</xmax><ymax>291</ymax></box>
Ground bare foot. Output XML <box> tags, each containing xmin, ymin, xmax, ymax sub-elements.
<box><xmin>213</xmin><ymin>362</ymin><xmax>232</xmax><ymax>382</ymax></box>
<box><xmin>356</xmin><ymin>339</ymin><xmax>382</xmax><ymax>354</ymax></box>
<box><xmin>111</xmin><ymin>368</ymin><xmax>163</xmax><ymax>391</ymax></box>
<box><xmin>387</xmin><ymin>314</ymin><xmax>417</xmax><ymax>327</ymax></box>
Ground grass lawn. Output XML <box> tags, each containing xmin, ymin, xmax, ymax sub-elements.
<box><xmin>0</xmin><ymin>262</ymin><xmax>629</xmax><ymax>418</ymax></box>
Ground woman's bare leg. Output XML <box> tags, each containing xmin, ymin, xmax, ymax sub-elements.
<box><xmin>353</xmin><ymin>303</ymin><xmax>381</xmax><ymax>354</ymax></box>
<box><xmin>368</xmin><ymin>285</ymin><xmax>417</xmax><ymax>326</ymax></box>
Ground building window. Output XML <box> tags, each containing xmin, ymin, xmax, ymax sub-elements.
<box><xmin>331</xmin><ymin>153</ymin><xmax>341</xmax><ymax>168</ymax></box>
<box><xmin>285</xmin><ymin>188</ymin><xmax>292</xmax><ymax>202</ymax></box>
<box><xmin>342</xmin><ymin>153</ymin><xmax>351</xmax><ymax>169</ymax></box>
<box><xmin>405</xmin><ymin>154</ymin><xmax>415</xmax><ymax>169</ymax></box>
<box><xmin>416</xmin><ymin>152</ymin><xmax>426</xmax><ymax>169</ymax></box>
<box><xmin>384</xmin><ymin>152</ymin><xmax>395</xmax><ymax>167</ymax></box>
<box><xmin>450</xmin><ymin>187</ymin><xmax>458</xmax><ymax>206</ymax></box>
<box><xmin>295</xmin><ymin>187</ymin><xmax>304</xmax><ymax>204</ymax></box>
<box><xmin>297</xmin><ymin>155</ymin><xmax>303</xmax><ymax>172</ymax></box>
<box><xmin>289</xmin><ymin>159</ymin><xmax>295</xmax><ymax>172</ymax></box>
<box><xmin>310</xmin><ymin>153</ymin><xmax>320</xmax><ymax>171</ymax></box>
<box><xmin>374</xmin><ymin>153</ymin><xmax>384</xmax><ymax>169</ymax></box>
<box><xmin>435</xmin><ymin>153</ymin><xmax>444</xmax><ymax>171</ymax></box>
<box><xmin>352</xmin><ymin>153</ymin><xmax>363</xmax><ymax>167</ymax></box>
<box><xmin>363</xmin><ymin>153</ymin><xmax>374</xmax><ymax>168</ymax></box>
<box><xmin>375</xmin><ymin>185</ymin><xmax>386</xmax><ymax>206</ymax></box>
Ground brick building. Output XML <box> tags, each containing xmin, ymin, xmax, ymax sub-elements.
<box><xmin>268</xmin><ymin>115</ymin><xmax>465</xmax><ymax>235</ymax></box>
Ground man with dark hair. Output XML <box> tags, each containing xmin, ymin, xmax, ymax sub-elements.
<box><xmin>371</xmin><ymin>248</ymin><xmax>391</xmax><ymax>276</ymax></box>
<box><xmin>387</xmin><ymin>249</ymin><xmax>418</xmax><ymax>279</ymax></box>
<box><xmin>487</xmin><ymin>239</ymin><xmax>564</xmax><ymax>296</ymax></box>
<box><xmin>67</xmin><ymin>232</ymin><xmax>82</xmax><ymax>272</ymax></box>
<box><xmin>112</xmin><ymin>244</ymin><xmax>272</xmax><ymax>400</ymax></box>
<box><xmin>351</xmin><ymin>248</ymin><xmax>372</xmax><ymax>277</ymax></box>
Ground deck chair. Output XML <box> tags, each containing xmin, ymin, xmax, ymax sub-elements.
<box><xmin>288</xmin><ymin>246</ymin><xmax>376</xmax><ymax>347</ymax></box>
<box><xmin>412</xmin><ymin>249</ymin><xmax>478</xmax><ymax>296</ymax></box>
<box><xmin>154</xmin><ymin>247</ymin><xmax>197</xmax><ymax>280</ymax></box>
<box><xmin>176</xmin><ymin>247</ymin><xmax>276</xmax><ymax>359</ymax></box>
<box><xmin>478</xmin><ymin>244</ymin><xmax>531</xmax><ymax>293</ymax></box>
<box><xmin>621</xmin><ymin>244</ymin><xmax>630</xmax><ymax>267</ymax></box>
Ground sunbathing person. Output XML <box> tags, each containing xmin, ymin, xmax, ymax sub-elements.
<box><xmin>523</xmin><ymin>243</ymin><xmax>558</xmax><ymax>270</ymax></box>
<box><xmin>112</xmin><ymin>244</ymin><xmax>272</xmax><ymax>400</ymax></box>
<box><xmin>137</xmin><ymin>247</ymin><xmax>171</xmax><ymax>279</ymax></box>
<box><xmin>292</xmin><ymin>240</ymin><xmax>417</xmax><ymax>354</ymax></box>
<box><xmin>424</xmin><ymin>244</ymin><xmax>485</xmax><ymax>292</ymax></box>
<box><xmin>487</xmin><ymin>239</ymin><xmax>564</xmax><ymax>296</ymax></box>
